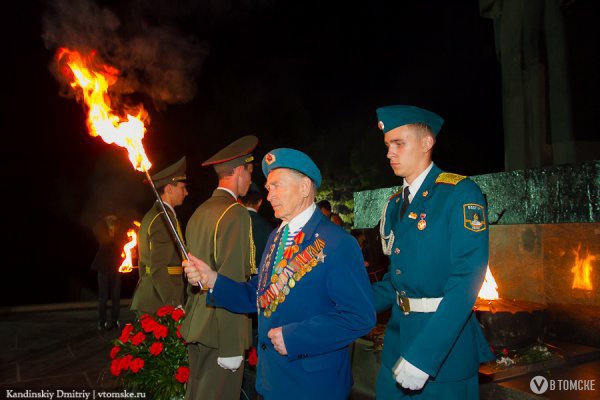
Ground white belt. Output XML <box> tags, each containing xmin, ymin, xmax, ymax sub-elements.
<box><xmin>396</xmin><ymin>291</ymin><xmax>442</xmax><ymax>314</ymax></box>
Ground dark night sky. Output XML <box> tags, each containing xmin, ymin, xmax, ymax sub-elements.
<box><xmin>5</xmin><ymin>0</ymin><xmax>594</xmax><ymax>306</ymax></box>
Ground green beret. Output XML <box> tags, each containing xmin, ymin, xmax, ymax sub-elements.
<box><xmin>147</xmin><ymin>156</ymin><xmax>187</xmax><ymax>188</ymax></box>
<box><xmin>202</xmin><ymin>135</ymin><xmax>258</xmax><ymax>173</ymax></box>
<box><xmin>376</xmin><ymin>105</ymin><xmax>444</xmax><ymax>136</ymax></box>
<box><xmin>262</xmin><ymin>148</ymin><xmax>322</xmax><ymax>188</ymax></box>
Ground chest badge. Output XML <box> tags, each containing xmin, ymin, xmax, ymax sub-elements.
<box><xmin>408</xmin><ymin>212</ymin><xmax>417</xmax><ymax>219</ymax></box>
<box><xmin>417</xmin><ymin>213</ymin><xmax>427</xmax><ymax>230</ymax></box>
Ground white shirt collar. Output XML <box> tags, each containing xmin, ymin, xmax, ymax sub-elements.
<box><xmin>246</xmin><ymin>206</ymin><xmax>258</xmax><ymax>213</ymax></box>
<box><xmin>217</xmin><ymin>186</ymin><xmax>237</xmax><ymax>200</ymax></box>
<box><xmin>403</xmin><ymin>162</ymin><xmax>434</xmax><ymax>202</ymax></box>
<box><xmin>279</xmin><ymin>203</ymin><xmax>316</xmax><ymax>233</ymax></box>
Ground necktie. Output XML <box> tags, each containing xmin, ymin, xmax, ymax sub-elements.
<box><xmin>400</xmin><ymin>186</ymin><xmax>410</xmax><ymax>219</ymax></box>
<box><xmin>273</xmin><ymin>224</ymin><xmax>290</xmax><ymax>268</ymax></box>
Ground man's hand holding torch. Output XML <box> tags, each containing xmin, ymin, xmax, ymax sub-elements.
<box><xmin>183</xmin><ymin>253</ymin><xmax>217</xmax><ymax>289</ymax></box>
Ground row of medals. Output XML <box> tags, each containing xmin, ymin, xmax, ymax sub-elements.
<box><xmin>262</xmin><ymin>245</ymin><xmax>319</xmax><ymax>318</ymax></box>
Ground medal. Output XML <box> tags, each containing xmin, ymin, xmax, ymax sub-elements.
<box><xmin>417</xmin><ymin>213</ymin><xmax>427</xmax><ymax>230</ymax></box>
<box><xmin>264</xmin><ymin>308</ymin><xmax>272</xmax><ymax>318</ymax></box>
<box><xmin>288</xmin><ymin>278</ymin><xmax>296</xmax><ymax>288</ymax></box>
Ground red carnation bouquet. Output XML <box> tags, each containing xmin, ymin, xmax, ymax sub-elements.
<box><xmin>110</xmin><ymin>305</ymin><xmax>189</xmax><ymax>399</ymax></box>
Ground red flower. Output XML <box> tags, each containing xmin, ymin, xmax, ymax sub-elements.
<box><xmin>157</xmin><ymin>305</ymin><xmax>175</xmax><ymax>317</ymax></box>
<box><xmin>131</xmin><ymin>332</ymin><xmax>146</xmax><ymax>346</ymax></box>
<box><xmin>110</xmin><ymin>346</ymin><xmax>121</xmax><ymax>359</ymax></box>
<box><xmin>171</xmin><ymin>308</ymin><xmax>185</xmax><ymax>322</ymax></box>
<box><xmin>141</xmin><ymin>316</ymin><xmax>158</xmax><ymax>333</ymax></box>
<box><xmin>110</xmin><ymin>358</ymin><xmax>122</xmax><ymax>376</ymax></box>
<box><xmin>247</xmin><ymin>347</ymin><xmax>258</xmax><ymax>367</ymax></box>
<box><xmin>149</xmin><ymin>342</ymin><xmax>164</xmax><ymax>356</ymax></box>
<box><xmin>109</xmin><ymin>307</ymin><xmax>188</xmax><ymax>397</ymax></box>
<box><xmin>119</xmin><ymin>323</ymin><xmax>135</xmax><ymax>343</ymax></box>
<box><xmin>117</xmin><ymin>354</ymin><xmax>133</xmax><ymax>372</ymax></box>
<box><xmin>174</xmin><ymin>366</ymin><xmax>190</xmax><ymax>383</ymax></box>
<box><xmin>152</xmin><ymin>324</ymin><xmax>168</xmax><ymax>340</ymax></box>
<box><xmin>130</xmin><ymin>357</ymin><xmax>145</xmax><ymax>373</ymax></box>
<box><xmin>502</xmin><ymin>348</ymin><xmax>509</xmax><ymax>357</ymax></box>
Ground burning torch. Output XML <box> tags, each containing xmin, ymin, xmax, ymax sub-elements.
<box><xmin>55</xmin><ymin>47</ymin><xmax>201</xmax><ymax>287</ymax></box>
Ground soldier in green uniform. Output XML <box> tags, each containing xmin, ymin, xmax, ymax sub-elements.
<box><xmin>130</xmin><ymin>156</ymin><xmax>188</xmax><ymax>315</ymax></box>
<box><xmin>372</xmin><ymin>105</ymin><xmax>494</xmax><ymax>399</ymax></box>
<box><xmin>180</xmin><ymin>135</ymin><xmax>258</xmax><ymax>400</ymax></box>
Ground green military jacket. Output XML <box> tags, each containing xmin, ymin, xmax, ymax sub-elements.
<box><xmin>130</xmin><ymin>202</ymin><xmax>185</xmax><ymax>315</ymax></box>
<box><xmin>180</xmin><ymin>189</ymin><xmax>253</xmax><ymax>357</ymax></box>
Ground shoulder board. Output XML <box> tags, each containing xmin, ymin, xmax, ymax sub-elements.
<box><xmin>388</xmin><ymin>190</ymin><xmax>403</xmax><ymax>201</ymax></box>
<box><xmin>435</xmin><ymin>172</ymin><xmax>467</xmax><ymax>185</ymax></box>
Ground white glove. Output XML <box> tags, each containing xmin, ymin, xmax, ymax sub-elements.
<box><xmin>217</xmin><ymin>356</ymin><xmax>243</xmax><ymax>372</ymax></box>
<box><xmin>393</xmin><ymin>357</ymin><xmax>429</xmax><ymax>390</ymax></box>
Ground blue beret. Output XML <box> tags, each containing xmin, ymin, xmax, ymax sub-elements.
<box><xmin>262</xmin><ymin>148</ymin><xmax>322</xmax><ymax>188</ymax></box>
<box><xmin>376</xmin><ymin>105</ymin><xmax>444</xmax><ymax>136</ymax></box>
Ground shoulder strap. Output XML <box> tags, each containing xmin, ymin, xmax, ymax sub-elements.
<box><xmin>435</xmin><ymin>172</ymin><xmax>467</xmax><ymax>185</ymax></box>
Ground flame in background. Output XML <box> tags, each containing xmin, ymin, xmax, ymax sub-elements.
<box><xmin>119</xmin><ymin>221</ymin><xmax>141</xmax><ymax>273</ymax></box>
<box><xmin>56</xmin><ymin>48</ymin><xmax>152</xmax><ymax>172</ymax></box>
<box><xmin>571</xmin><ymin>243</ymin><xmax>595</xmax><ymax>290</ymax></box>
<box><xmin>478</xmin><ymin>265</ymin><xmax>500</xmax><ymax>300</ymax></box>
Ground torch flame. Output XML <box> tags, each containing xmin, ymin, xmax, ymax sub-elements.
<box><xmin>56</xmin><ymin>48</ymin><xmax>151</xmax><ymax>172</ymax></box>
<box><xmin>571</xmin><ymin>243</ymin><xmax>595</xmax><ymax>290</ymax></box>
<box><xmin>478</xmin><ymin>265</ymin><xmax>500</xmax><ymax>300</ymax></box>
<box><xmin>119</xmin><ymin>221</ymin><xmax>141</xmax><ymax>273</ymax></box>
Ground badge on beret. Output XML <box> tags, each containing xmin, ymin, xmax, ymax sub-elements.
<box><xmin>378</xmin><ymin>121</ymin><xmax>385</xmax><ymax>131</ymax></box>
<box><xmin>265</xmin><ymin>153</ymin><xmax>276</xmax><ymax>165</ymax></box>
<box><xmin>463</xmin><ymin>204</ymin><xmax>487</xmax><ymax>232</ymax></box>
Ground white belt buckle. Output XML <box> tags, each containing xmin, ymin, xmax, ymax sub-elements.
<box><xmin>396</xmin><ymin>292</ymin><xmax>442</xmax><ymax>314</ymax></box>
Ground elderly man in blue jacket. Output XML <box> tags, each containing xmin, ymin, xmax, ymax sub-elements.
<box><xmin>373</xmin><ymin>105</ymin><xmax>494</xmax><ymax>399</ymax></box>
<box><xmin>183</xmin><ymin>147</ymin><xmax>376</xmax><ymax>400</ymax></box>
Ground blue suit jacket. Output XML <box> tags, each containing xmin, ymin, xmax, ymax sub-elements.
<box><xmin>209</xmin><ymin>209</ymin><xmax>376</xmax><ymax>399</ymax></box>
<box><xmin>373</xmin><ymin>165</ymin><xmax>494</xmax><ymax>396</ymax></box>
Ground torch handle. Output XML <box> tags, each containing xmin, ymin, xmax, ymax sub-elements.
<box><xmin>144</xmin><ymin>170</ymin><xmax>189</xmax><ymax>261</ymax></box>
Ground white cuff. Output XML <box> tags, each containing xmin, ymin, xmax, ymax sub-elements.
<box><xmin>217</xmin><ymin>356</ymin><xmax>243</xmax><ymax>372</ymax></box>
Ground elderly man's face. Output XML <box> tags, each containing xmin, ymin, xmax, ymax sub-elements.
<box><xmin>265</xmin><ymin>168</ymin><xmax>307</xmax><ymax>222</ymax></box>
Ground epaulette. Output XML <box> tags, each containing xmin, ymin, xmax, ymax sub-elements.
<box><xmin>435</xmin><ymin>172</ymin><xmax>467</xmax><ymax>185</ymax></box>
<box><xmin>388</xmin><ymin>190</ymin><xmax>403</xmax><ymax>201</ymax></box>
